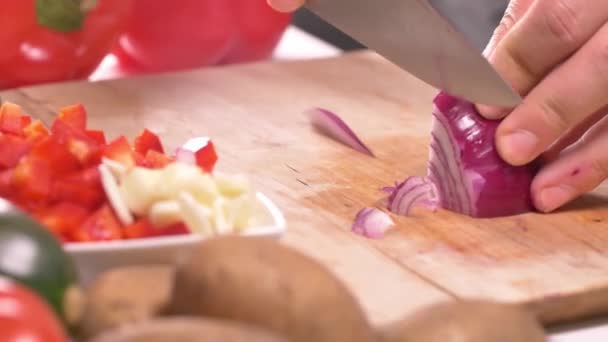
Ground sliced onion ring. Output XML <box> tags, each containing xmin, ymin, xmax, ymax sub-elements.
<box><xmin>351</xmin><ymin>207</ymin><xmax>394</xmax><ymax>239</ymax></box>
<box><xmin>387</xmin><ymin>176</ymin><xmax>439</xmax><ymax>216</ymax></box>
<box><xmin>305</xmin><ymin>107</ymin><xmax>375</xmax><ymax>157</ymax></box>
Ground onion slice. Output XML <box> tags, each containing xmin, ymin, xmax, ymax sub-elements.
<box><xmin>387</xmin><ymin>176</ymin><xmax>439</xmax><ymax>216</ymax></box>
<box><xmin>305</xmin><ymin>107</ymin><xmax>375</xmax><ymax>157</ymax></box>
<box><xmin>175</xmin><ymin>136</ymin><xmax>211</xmax><ymax>165</ymax></box>
<box><xmin>351</xmin><ymin>207</ymin><xmax>394</xmax><ymax>239</ymax></box>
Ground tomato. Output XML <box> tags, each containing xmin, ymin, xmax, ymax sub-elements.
<box><xmin>71</xmin><ymin>204</ymin><xmax>123</xmax><ymax>241</ymax></box>
<box><xmin>111</xmin><ymin>0</ymin><xmax>290</xmax><ymax>73</ymax></box>
<box><xmin>0</xmin><ymin>277</ymin><xmax>68</xmax><ymax>342</ymax></box>
<box><xmin>0</xmin><ymin>0</ymin><xmax>134</xmax><ymax>89</ymax></box>
<box><xmin>102</xmin><ymin>135</ymin><xmax>136</xmax><ymax>168</ymax></box>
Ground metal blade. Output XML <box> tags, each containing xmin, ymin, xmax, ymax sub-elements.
<box><xmin>305</xmin><ymin>0</ymin><xmax>522</xmax><ymax>107</ymax></box>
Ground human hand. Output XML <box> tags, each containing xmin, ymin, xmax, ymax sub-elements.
<box><xmin>267</xmin><ymin>0</ymin><xmax>305</xmax><ymax>12</ymax></box>
<box><xmin>478</xmin><ymin>0</ymin><xmax>608</xmax><ymax>213</ymax></box>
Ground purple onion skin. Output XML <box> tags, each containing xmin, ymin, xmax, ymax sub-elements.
<box><xmin>432</xmin><ymin>91</ymin><xmax>540</xmax><ymax>218</ymax></box>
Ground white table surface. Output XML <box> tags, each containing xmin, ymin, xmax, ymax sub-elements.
<box><xmin>92</xmin><ymin>25</ymin><xmax>608</xmax><ymax>341</ymax></box>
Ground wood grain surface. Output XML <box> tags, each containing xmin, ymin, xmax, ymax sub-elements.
<box><xmin>3</xmin><ymin>51</ymin><xmax>608</xmax><ymax>326</ymax></box>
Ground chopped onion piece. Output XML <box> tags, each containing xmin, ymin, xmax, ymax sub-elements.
<box><xmin>387</xmin><ymin>176</ymin><xmax>439</xmax><ymax>216</ymax></box>
<box><xmin>174</xmin><ymin>136</ymin><xmax>212</xmax><ymax>165</ymax></box>
<box><xmin>99</xmin><ymin>164</ymin><xmax>134</xmax><ymax>225</ymax></box>
<box><xmin>305</xmin><ymin>107</ymin><xmax>375</xmax><ymax>157</ymax></box>
<box><xmin>351</xmin><ymin>207</ymin><xmax>394</xmax><ymax>239</ymax></box>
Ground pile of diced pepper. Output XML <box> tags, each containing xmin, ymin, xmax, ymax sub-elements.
<box><xmin>0</xmin><ymin>102</ymin><xmax>217</xmax><ymax>242</ymax></box>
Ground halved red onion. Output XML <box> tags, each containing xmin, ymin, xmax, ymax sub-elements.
<box><xmin>387</xmin><ymin>176</ymin><xmax>439</xmax><ymax>215</ymax></box>
<box><xmin>306</xmin><ymin>107</ymin><xmax>375</xmax><ymax>157</ymax></box>
<box><xmin>352</xmin><ymin>207</ymin><xmax>394</xmax><ymax>239</ymax></box>
<box><xmin>428</xmin><ymin>92</ymin><xmax>538</xmax><ymax>217</ymax></box>
<box><xmin>380</xmin><ymin>92</ymin><xmax>539</xmax><ymax>219</ymax></box>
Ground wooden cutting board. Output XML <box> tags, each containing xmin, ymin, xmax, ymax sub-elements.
<box><xmin>3</xmin><ymin>51</ymin><xmax>608</xmax><ymax>327</ymax></box>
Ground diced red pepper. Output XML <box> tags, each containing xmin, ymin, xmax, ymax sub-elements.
<box><xmin>0</xmin><ymin>135</ymin><xmax>32</xmax><ymax>169</ymax></box>
<box><xmin>23</xmin><ymin>120</ymin><xmax>50</xmax><ymax>143</ymax></box>
<box><xmin>102</xmin><ymin>136</ymin><xmax>136</xmax><ymax>168</ymax></box>
<box><xmin>86</xmin><ymin>130</ymin><xmax>106</xmax><ymax>145</ymax></box>
<box><xmin>133</xmin><ymin>128</ymin><xmax>164</xmax><ymax>155</ymax></box>
<box><xmin>12</xmin><ymin>157</ymin><xmax>53</xmax><ymax>204</ymax></box>
<box><xmin>0</xmin><ymin>102</ymin><xmax>30</xmax><ymax>136</ymax></box>
<box><xmin>51</xmin><ymin>167</ymin><xmax>105</xmax><ymax>209</ymax></box>
<box><xmin>35</xmin><ymin>202</ymin><xmax>90</xmax><ymax>236</ymax></box>
<box><xmin>28</xmin><ymin>137</ymin><xmax>81</xmax><ymax>175</ymax></box>
<box><xmin>124</xmin><ymin>219</ymin><xmax>189</xmax><ymax>239</ymax></box>
<box><xmin>0</xmin><ymin>169</ymin><xmax>14</xmax><ymax>199</ymax></box>
<box><xmin>51</xmin><ymin>120</ymin><xmax>101</xmax><ymax>165</ymax></box>
<box><xmin>195</xmin><ymin>140</ymin><xmax>218</xmax><ymax>173</ymax></box>
<box><xmin>140</xmin><ymin>150</ymin><xmax>172</xmax><ymax>169</ymax></box>
<box><xmin>70</xmin><ymin>205</ymin><xmax>123</xmax><ymax>242</ymax></box>
<box><xmin>57</xmin><ymin>104</ymin><xmax>86</xmax><ymax>130</ymax></box>
<box><xmin>123</xmin><ymin>219</ymin><xmax>155</xmax><ymax>239</ymax></box>
<box><xmin>155</xmin><ymin>222</ymin><xmax>190</xmax><ymax>236</ymax></box>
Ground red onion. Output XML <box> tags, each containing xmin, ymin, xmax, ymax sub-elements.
<box><xmin>385</xmin><ymin>91</ymin><xmax>539</xmax><ymax>218</ymax></box>
<box><xmin>352</xmin><ymin>207</ymin><xmax>394</xmax><ymax>239</ymax></box>
<box><xmin>387</xmin><ymin>176</ymin><xmax>439</xmax><ymax>215</ymax></box>
<box><xmin>306</xmin><ymin>107</ymin><xmax>375</xmax><ymax>157</ymax></box>
<box><xmin>175</xmin><ymin>137</ymin><xmax>211</xmax><ymax>165</ymax></box>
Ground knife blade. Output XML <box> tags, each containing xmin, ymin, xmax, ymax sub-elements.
<box><xmin>305</xmin><ymin>0</ymin><xmax>522</xmax><ymax>107</ymax></box>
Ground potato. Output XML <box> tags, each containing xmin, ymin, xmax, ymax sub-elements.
<box><xmin>89</xmin><ymin>317</ymin><xmax>288</xmax><ymax>342</ymax></box>
<box><xmin>378</xmin><ymin>300</ymin><xmax>546</xmax><ymax>342</ymax></box>
<box><xmin>78</xmin><ymin>265</ymin><xmax>174</xmax><ymax>339</ymax></box>
<box><xmin>168</xmin><ymin>235</ymin><xmax>376</xmax><ymax>342</ymax></box>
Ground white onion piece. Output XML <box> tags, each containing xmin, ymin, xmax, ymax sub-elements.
<box><xmin>99</xmin><ymin>164</ymin><xmax>134</xmax><ymax>225</ymax></box>
<box><xmin>387</xmin><ymin>176</ymin><xmax>439</xmax><ymax>216</ymax></box>
<box><xmin>351</xmin><ymin>207</ymin><xmax>394</xmax><ymax>239</ymax></box>
<box><xmin>306</xmin><ymin>107</ymin><xmax>375</xmax><ymax>157</ymax></box>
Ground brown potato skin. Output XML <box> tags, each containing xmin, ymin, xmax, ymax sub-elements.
<box><xmin>168</xmin><ymin>236</ymin><xmax>376</xmax><ymax>342</ymax></box>
<box><xmin>378</xmin><ymin>300</ymin><xmax>546</xmax><ymax>342</ymax></box>
<box><xmin>78</xmin><ymin>265</ymin><xmax>174</xmax><ymax>339</ymax></box>
<box><xmin>88</xmin><ymin>317</ymin><xmax>288</xmax><ymax>342</ymax></box>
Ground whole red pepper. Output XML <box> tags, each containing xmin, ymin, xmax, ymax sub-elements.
<box><xmin>112</xmin><ymin>0</ymin><xmax>291</xmax><ymax>73</ymax></box>
<box><xmin>0</xmin><ymin>0</ymin><xmax>133</xmax><ymax>90</ymax></box>
<box><xmin>0</xmin><ymin>276</ymin><xmax>69</xmax><ymax>342</ymax></box>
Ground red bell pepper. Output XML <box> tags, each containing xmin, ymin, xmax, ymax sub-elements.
<box><xmin>0</xmin><ymin>276</ymin><xmax>69</xmax><ymax>342</ymax></box>
<box><xmin>0</xmin><ymin>0</ymin><xmax>133</xmax><ymax>89</ymax></box>
<box><xmin>112</xmin><ymin>0</ymin><xmax>291</xmax><ymax>73</ymax></box>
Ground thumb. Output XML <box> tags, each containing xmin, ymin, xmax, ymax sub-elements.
<box><xmin>483</xmin><ymin>0</ymin><xmax>535</xmax><ymax>58</ymax></box>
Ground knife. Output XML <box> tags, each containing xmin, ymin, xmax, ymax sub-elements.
<box><xmin>305</xmin><ymin>0</ymin><xmax>522</xmax><ymax>107</ymax></box>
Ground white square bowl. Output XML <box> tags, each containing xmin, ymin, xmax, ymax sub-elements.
<box><xmin>64</xmin><ymin>192</ymin><xmax>286</xmax><ymax>285</ymax></box>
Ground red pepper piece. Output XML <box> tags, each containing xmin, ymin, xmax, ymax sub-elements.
<box><xmin>71</xmin><ymin>204</ymin><xmax>123</xmax><ymax>242</ymax></box>
<box><xmin>0</xmin><ymin>135</ymin><xmax>32</xmax><ymax>169</ymax></box>
<box><xmin>57</xmin><ymin>104</ymin><xmax>87</xmax><ymax>130</ymax></box>
<box><xmin>23</xmin><ymin>120</ymin><xmax>50</xmax><ymax>143</ymax></box>
<box><xmin>102</xmin><ymin>136</ymin><xmax>136</xmax><ymax>168</ymax></box>
<box><xmin>195</xmin><ymin>140</ymin><xmax>218</xmax><ymax>173</ymax></box>
<box><xmin>134</xmin><ymin>128</ymin><xmax>164</xmax><ymax>155</ymax></box>
<box><xmin>0</xmin><ymin>102</ymin><xmax>30</xmax><ymax>136</ymax></box>
<box><xmin>35</xmin><ymin>202</ymin><xmax>90</xmax><ymax>236</ymax></box>
<box><xmin>86</xmin><ymin>130</ymin><xmax>106</xmax><ymax>145</ymax></box>
<box><xmin>51</xmin><ymin>167</ymin><xmax>105</xmax><ymax>209</ymax></box>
